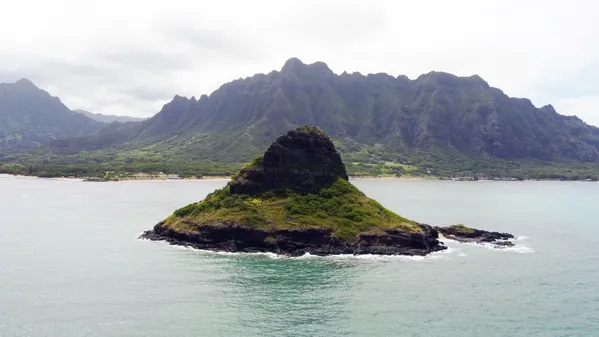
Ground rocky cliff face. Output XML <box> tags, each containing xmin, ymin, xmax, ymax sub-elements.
<box><xmin>229</xmin><ymin>126</ymin><xmax>348</xmax><ymax>194</ymax></box>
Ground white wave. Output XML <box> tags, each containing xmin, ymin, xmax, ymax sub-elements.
<box><xmin>291</xmin><ymin>246</ymin><xmax>456</xmax><ymax>262</ymax></box>
<box><xmin>168</xmin><ymin>245</ymin><xmax>290</xmax><ymax>259</ymax></box>
<box><xmin>158</xmin><ymin>243</ymin><xmax>275</xmax><ymax>257</ymax></box>
<box><xmin>439</xmin><ymin>237</ymin><xmax>464</xmax><ymax>245</ymax></box>
<box><xmin>515</xmin><ymin>235</ymin><xmax>530</xmax><ymax>241</ymax></box>
<box><xmin>149</xmin><ymin>239</ymin><xmax>458</xmax><ymax>261</ymax></box>
<box><xmin>213</xmin><ymin>249</ymin><xmax>453</xmax><ymax>261</ymax></box>
<box><xmin>292</xmin><ymin>252</ymin><xmax>317</xmax><ymax>260</ymax></box>
<box><xmin>441</xmin><ymin>237</ymin><xmax>536</xmax><ymax>254</ymax></box>
<box><xmin>212</xmin><ymin>250</ymin><xmax>284</xmax><ymax>259</ymax></box>
<box><xmin>494</xmin><ymin>244</ymin><xmax>536</xmax><ymax>254</ymax></box>
<box><xmin>323</xmin><ymin>253</ymin><xmax>449</xmax><ymax>262</ymax></box>
<box><xmin>475</xmin><ymin>241</ymin><xmax>537</xmax><ymax>254</ymax></box>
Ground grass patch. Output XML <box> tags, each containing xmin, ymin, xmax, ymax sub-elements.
<box><xmin>383</xmin><ymin>161</ymin><xmax>416</xmax><ymax>171</ymax></box>
<box><xmin>453</xmin><ymin>224</ymin><xmax>476</xmax><ymax>233</ymax></box>
<box><xmin>164</xmin><ymin>178</ymin><xmax>420</xmax><ymax>241</ymax></box>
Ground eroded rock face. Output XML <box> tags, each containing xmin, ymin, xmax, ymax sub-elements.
<box><xmin>228</xmin><ymin>126</ymin><xmax>348</xmax><ymax>195</ymax></box>
<box><xmin>141</xmin><ymin>221</ymin><xmax>446</xmax><ymax>256</ymax></box>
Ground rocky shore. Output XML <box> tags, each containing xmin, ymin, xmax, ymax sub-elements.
<box><xmin>436</xmin><ymin>225</ymin><xmax>515</xmax><ymax>248</ymax></box>
<box><xmin>140</xmin><ymin>221</ymin><xmax>447</xmax><ymax>256</ymax></box>
<box><xmin>140</xmin><ymin>222</ymin><xmax>516</xmax><ymax>256</ymax></box>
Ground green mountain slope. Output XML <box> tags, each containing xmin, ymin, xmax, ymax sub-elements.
<box><xmin>0</xmin><ymin>79</ymin><xmax>102</xmax><ymax>151</ymax></box>
<box><xmin>4</xmin><ymin>59</ymin><xmax>599</xmax><ymax>179</ymax></box>
<box><xmin>67</xmin><ymin>58</ymin><xmax>598</xmax><ymax>161</ymax></box>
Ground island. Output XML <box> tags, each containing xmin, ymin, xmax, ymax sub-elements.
<box><xmin>436</xmin><ymin>224</ymin><xmax>515</xmax><ymax>248</ymax></box>
<box><xmin>141</xmin><ymin>126</ymin><xmax>515</xmax><ymax>256</ymax></box>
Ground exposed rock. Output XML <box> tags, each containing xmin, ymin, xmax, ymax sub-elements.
<box><xmin>229</xmin><ymin>126</ymin><xmax>348</xmax><ymax>195</ymax></box>
<box><xmin>141</xmin><ymin>221</ymin><xmax>445</xmax><ymax>256</ymax></box>
<box><xmin>436</xmin><ymin>225</ymin><xmax>515</xmax><ymax>248</ymax></box>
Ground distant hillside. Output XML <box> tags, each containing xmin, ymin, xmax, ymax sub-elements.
<box><xmin>4</xmin><ymin>59</ymin><xmax>599</xmax><ymax>179</ymax></box>
<box><xmin>75</xmin><ymin>110</ymin><xmax>147</xmax><ymax>123</ymax></box>
<box><xmin>58</xmin><ymin>58</ymin><xmax>599</xmax><ymax>163</ymax></box>
<box><xmin>0</xmin><ymin>79</ymin><xmax>102</xmax><ymax>151</ymax></box>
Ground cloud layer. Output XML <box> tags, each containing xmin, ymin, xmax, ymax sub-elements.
<box><xmin>1</xmin><ymin>0</ymin><xmax>597</xmax><ymax>125</ymax></box>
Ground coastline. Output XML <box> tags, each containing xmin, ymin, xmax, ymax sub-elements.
<box><xmin>351</xmin><ymin>176</ymin><xmax>434</xmax><ymax>181</ymax></box>
<box><xmin>139</xmin><ymin>222</ymin><xmax>448</xmax><ymax>257</ymax></box>
<box><xmin>1</xmin><ymin>173</ymin><xmax>596</xmax><ymax>183</ymax></box>
<box><xmin>0</xmin><ymin>173</ymin><xmax>230</xmax><ymax>182</ymax></box>
<box><xmin>104</xmin><ymin>176</ymin><xmax>232</xmax><ymax>182</ymax></box>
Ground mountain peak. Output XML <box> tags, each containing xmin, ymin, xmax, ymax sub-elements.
<box><xmin>541</xmin><ymin>104</ymin><xmax>557</xmax><ymax>114</ymax></box>
<box><xmin>172</xmin><ymin>94</ymin><xmax>188</xmax><ymax>101</ymax></box>
<box><xmin>229</xmin><ymin>126</ymin><xmax>348</xmax><ymax>194</ymax></box>
<box><xmin>281</xmin><ymin>58</ymin><xmax>333</xmax><ymax>76</ymax></box>
<box><xmin>281</xmin><ymin>57</ymin><xmax>306</xmax><ymax>72</ymax></box>
<box><xmin>416</xmin><ymin>71</ymin><xmax>489</xmax><ymax>88</ymax></box>
<box><xmin>14</xmin><ymin>78</ymin><xmax>39</xmax><ymax>89</ymax></box>
<box><xmin>418</xmin><ymin>71</ymin><xmax>456</xmax><ymax>80</ymax></box>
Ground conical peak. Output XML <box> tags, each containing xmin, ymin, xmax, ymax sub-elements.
<box><xmin>281</xmin><ymin>57</ymin><xmax>305</xmax><ymax>72</ymax></box>
<box><xmin>229</xmin><ymin>126</ymin><xmax>348</xmax><ymax>195</ymax></box>
<box><xmin>281</xmin><ymin>58</ymin><xmax>333</xmax><ymax>77</ymax></box>
<box><xmin>16</xmin><ymin>78</ymin><xmax>37</xmax><ymax>87</ymax></box>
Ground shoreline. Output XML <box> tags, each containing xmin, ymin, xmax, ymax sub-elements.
<box><xmin>139</xmin><ymin>223</ymin><xmax>516</xmax><ymax>257</ymax></box>
<box><xmin>139</xmin><ymin>223</ymin><xmax>447</xmax><ymax>257</ymax></box>
<box><xmin>350</xmin><ymin>176</ymin><xmax>429</xmax><ymax>181</ymax></box>
<box><xmin>0</xmin><ymin>174</ymin><xmax>231</xmax><ymax>182</ymax></box>
<box><xmin>1</xmin><ymin>173</ymin><xmax>596</xmax><ymax>183</ymax></box>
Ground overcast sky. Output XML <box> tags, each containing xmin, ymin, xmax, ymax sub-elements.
<box><xmin>1</xmin><ymin>0</ymin><xmax>598</xmax><ymax>125</ymax></box>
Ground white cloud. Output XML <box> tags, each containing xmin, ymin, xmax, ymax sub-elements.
<box><xmin>0</xmin><ymin>0</ymin><xmax>598</xmax><ymax>126</ymax></box>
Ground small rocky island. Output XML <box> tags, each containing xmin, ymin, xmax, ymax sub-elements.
<box><xmin>141</xmin><ymin>126</ymin><xmax>515</xmax><ymax>256</ymax></box>
<box><xmin>436</xmin><ymin>225</ymin><xmax>515</xmax><ymax>248</ymax></box>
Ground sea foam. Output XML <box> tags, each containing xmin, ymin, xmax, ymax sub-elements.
<box><xmin>149</xmin><ymin>239</ymin><xmax>458</xmax><ymax>261</ymax></box>
<box><xmin>442</xmin><ymin>236</ymin><xmax>536</xmax><ymax>254</ymax></box>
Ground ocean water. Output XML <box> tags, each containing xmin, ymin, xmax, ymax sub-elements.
<box><xmin>1</xmin><ymin>176</ymin><xmax>598</xmax><ymax>336</ymax></box>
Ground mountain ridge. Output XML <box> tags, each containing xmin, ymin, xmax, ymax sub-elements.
<box><xmin>93</xmin><ymin>58</ymin><xmax>598</xmax><ymax>163</ymax></box>
<box><xmin>2</xmin><ymin>60</ymin><xmax>599</xmax><ymax>179</ymax></box>
<box><xmin>0</xmin><ymin>78</ymin><xmax>102</xmax><ymax>151</ymax></box>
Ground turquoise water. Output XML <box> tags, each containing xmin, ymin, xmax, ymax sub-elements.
<box><xmin>1</xmin><ymin>176</ymin><xmax>598</xmax><ymax>336</ymax></box>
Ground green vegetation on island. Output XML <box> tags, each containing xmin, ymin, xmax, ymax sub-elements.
<box><xmin>168</xmin><ymin>177</ymin><xmax>419</xmax><ymax>241</ymax></box>
<box><xmin>451</xmin><ymin>224</ymin><xmax>476</xmax><ymax>234</ymax></box>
